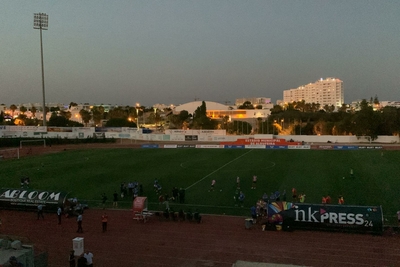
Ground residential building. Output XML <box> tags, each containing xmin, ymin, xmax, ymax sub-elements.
<box><xmin>283</xmin><ymin>78</ymin><xmax>344</xmax><ymax>107</ymax></box>
<box><xmin>380</xmin><ymin>101</ymin><xmax>400</xmax><ymax>109</ymax></box>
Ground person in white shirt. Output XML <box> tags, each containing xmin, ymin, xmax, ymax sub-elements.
<box><xmin>84</xmin><ymin>251</ymin><xmax>93</xmax><ymax>267</ymax></box>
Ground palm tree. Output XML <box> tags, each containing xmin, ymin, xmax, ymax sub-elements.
<box><xmin>9</xmin><ymin>104</ymin><xmax>17</xmax><ymax>117</ymax></box>
<box><xmin>31</xmin><ymin>106</ymin><xmax>37</xmax><ymax>118</ymax></box>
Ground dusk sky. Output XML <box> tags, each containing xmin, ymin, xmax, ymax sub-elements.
<box><xmin>1</xmin><ymin>1</ymin><xmax>399</xmax><ymax>107</ymax></box>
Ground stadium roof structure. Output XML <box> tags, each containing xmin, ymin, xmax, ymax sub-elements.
<box><xmin>174</xmin><ymin>101</ymin><xmax>230</xmax><ymax>115</ymax></box>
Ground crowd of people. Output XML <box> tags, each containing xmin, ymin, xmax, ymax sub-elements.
<box><xmin>120</xmin><ymin>181</ymin><xmax>143</xmax><ymax>199</ymax></box>
<box><xmin>250</xmin><ymin>187</ymin><xmax>347</xmax><ymax>225</ymax></box>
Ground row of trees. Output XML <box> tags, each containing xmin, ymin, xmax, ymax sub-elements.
<box><xmin>260</xmin><ymin>99</ymin><xmax>400</xmax><ymax>139</ymax></box>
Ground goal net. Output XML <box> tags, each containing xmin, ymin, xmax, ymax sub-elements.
<box><xmin>20</xmin><ymin>139</ymin><xmax>46</xmax><ymax>149</ymax></box>
<box><xmin>0</xmin><ymin>148</ymin><xmax>20</xmax><ymax>160</ymax></box>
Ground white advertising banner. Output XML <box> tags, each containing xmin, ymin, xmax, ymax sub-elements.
<box><xmin>105</xmin><ymin>132</ymin><xmax>119</xmax><ymax>138</ymax></box>
<box><xmin>245</xmin><ymin>145</ymin><xmax>266</xmax><ymax>149</ymax></box>
<box><xmin>163</xmin><ymin>144</ymin><xmax>177</xmax><ymax>148</ymax></box>
<box><xmin>169</xmin><ymin>135</ymin><xmax>186</xmax><ymax>141</ymax></box>
<box><xmin>8</xmin><ymin>126</ymin><xmax>47</xmax><ymax>132</ymax></box>
<box><xmin>200</xmin><ymin>130</ymin><xmax>226</xmax><ymax>136</ymax></box>
<box><xmin>197</xmin><ymin>135</ymin><xmax>214</xmax><ymax>142</ymax></box>
<box><xmin>72</xmin><ymin>127</ymin><xmax>94</xmax><ymax>133</ymax></box>
<box><xmin>288</xmin><ymin>145</ymin><xmax>311</xmax><ymax>149</ymax></box>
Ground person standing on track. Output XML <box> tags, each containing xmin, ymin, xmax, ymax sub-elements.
<box><xmin>37</xmin><ymin>204</ymin><xmax>44</xmax><ymax>220</ymax></box>
<box><xmin>69</xmin><ymin>250</ymin><xmax>75</xmax><ymax>267</ymax></box>
<box><xmin>57</xmin><ymin>206</ymin><xmax>62</xmax><ymax>225</ymax></box>
<box><xmin>77</xmin><ymin>213</ymin><xmax>83</xmax><ymax>233</ymax></box>
<box><xmin>397</xmin><ymin>210</ymin><xmax>400</xmax><ymax>227</ymax></box>
<box><xmin>102</xmin><ymin>213</ymin><xmax>108</xmax><ymax>232</ymax></box>
<box><xmin>84</xmin><ymin>251</ymin><xmax>94</xmax><ymax>267</ymax></box>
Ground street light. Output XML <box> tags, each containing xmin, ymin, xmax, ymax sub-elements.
<box><xmin>153</xmin><ymin>107</ymin><xmax>157</xmax><ymax>128</ymax></box>
<box><xmin>136</xmin><ymin>103</ymin><xmax>140</xmax><ymax>131</ymax></box>
<box><xmin>34</xmin><ymin>13</ymin><xmax>48</xmax><ymax>126</ymax></box>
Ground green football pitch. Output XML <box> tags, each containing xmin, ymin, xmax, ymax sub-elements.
<box><xmin>1</xmin><ymin>148</ymin><xmax>400</xmax><ymax>218</ymax></box>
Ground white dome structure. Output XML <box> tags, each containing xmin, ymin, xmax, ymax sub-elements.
<box><xmin>174</xmin><ymin>101</ymin><xmax>229</xmax><ymax>114</ymax></box>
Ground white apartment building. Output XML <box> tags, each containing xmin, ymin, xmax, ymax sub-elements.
<box><xmin>283</xmin><ymin>78</ymin><xmax>344</xmax><ymax>107</ymax></box>
<box><xmin>380</xmin><ymin>101</ymin><xmax>400</xmax><ymax>109</ymax></box>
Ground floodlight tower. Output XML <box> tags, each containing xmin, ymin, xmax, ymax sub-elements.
<box><xmin>33</xmin><ymin>13</ymin><xmax>48</xmax><ymax>126</ymax></box>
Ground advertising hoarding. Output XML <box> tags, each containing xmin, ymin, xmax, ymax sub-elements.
<box><xmin>0</xmin><ymin>188</ymin><xmax>68</xmax><ymax>211</ymax></box>
<box><xmin>268</xmin><ymin>202</ymin><xmax>383</xmax><ymax>234</ymax></box>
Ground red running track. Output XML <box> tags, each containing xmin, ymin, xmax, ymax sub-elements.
<box><xmin>1</xmin><ymin>209</ymin><xmax>400</xmax><ymax>267</ymax></box>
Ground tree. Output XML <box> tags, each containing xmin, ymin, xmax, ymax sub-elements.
<box><xmin>338</xmin><ymin>103</ymin><xmax>347</xmax><ymax>113</ymax></box>
<box><xmin>310</xmin><ymin>103</ymin><xmax>320</xmax><ymax>112</ymax></box>
<box><xmin>270</xmin><ymin>105</ymin><xmax>283</xmax><ymax>114</ymax></box>
<box><xmin>148</xmin><ymin>110</ymin><xmax>161</xmax><ymax>125</ymax></box>
<box><xmin>9</xmin><ymin>104</ymin><xmax>17</xmax><ymax>117</ymax></box>
<box><xmin>60</xmin><ymin>111</ymin><xmax>72</xmax><ymax>120</ymax></box>
<box><xmin>238</xmin><ymin>101</ymin><xmax>254</xmax><ymax>109</ymax></box>
<box><xmin>108</xmin><ymin>107</ymin><xmax>127</xmax><ymax>119</ymax></box>
<box><xmin>373</xmin><ymin>95</ymin><xmax>379</xmax><ymax>105</ymax></box>
<box><xmin>178</xmin><ymin>110</ymin><xmax>190</xmax><ymax>122</ymax></box>
<box><xmin>31</xmin><ymin>106</ymin><xmax>37</xmax><ymax>118</ymax></box>
<box><xmin>294</xmin><ymin>100</ymin><xmax>306</xmax><ymax>112</ymax></box>
<box><xmin>20</xmin><ymin>106</ymin><xmax>27</xmax><ymax>113</ymax></box>
<box><xmin>105</xmin><ymin>118</ymin><xmax>137</xmax><ymax>127</ymax></box>
<box><xmin>192</xmin><ymin>101</ymin><xmax>214</xmax><ymax>129</ymax></box>
<box><xmin>79</xmin><ymin>109</ymin><xmax>92</xmax><ymax>126</ymax></box>
<box><xmin>92</xmin><ymin>106</ymin><xmax>105</xmax><ymax>126</ymax></box>
<box><xmin>16</xmin><ymin>114</ymin><xmax>27</xmax><ymax>125</ymax></box>
<box><xmin>323</xmin><ymin>105</ymin><xmax>335</xmax><ymax>113</ymax></box>
<box><xmin>49</xmin><ymin>112</ymin><xmax>69</xmax><ymax>127</ymax></box>
<box><xmin>377</xmin><ymin>106</ymin><xmax>399</xmax><ymax>135</ymax></box>
<box><xmin>351</xmin><ymin>99</ymin><xmax>379</xmax><ymax>139</ymax></box>
<box><xmin>69</xmin><ymin>102</ymin><xmax>78</xmax><ymax>109</ymax></box>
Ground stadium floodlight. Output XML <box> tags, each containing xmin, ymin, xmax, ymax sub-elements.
<box><xmin>33</xmin><ymin>13</ymin><xmax>49</xmax><ymax>126</ymax></box>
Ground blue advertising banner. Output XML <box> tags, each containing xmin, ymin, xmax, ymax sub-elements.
<box><xmin>334</xmin><ymin>146</ymin><xmax>359</xmax><ymax>150</ymax></box>
<box><xmin>141</xmin><ymin>144</ymin><xmax>159</xmax><ymax>148</ymax></box>
<box><xmin>265</xmin><ymin>145</ymin><xmax>288</xmax><ymax>149</ymax></box>
<box><xmin>224</xmin><ymin>145</ymin><xmax>245</xmax><ymax>149</ymax></box>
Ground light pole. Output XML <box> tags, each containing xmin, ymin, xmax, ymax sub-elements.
<box><xmin>136</xmin><ymin>103</ymin><xmax>140</xmax><ymax>131</ymax></box>
<box><xmin>34</xmin><ymin>13</ymin><xmax>48</xmax><ymax>126</ymax></box>
<box><xmin>153</xmin><ymin>107</ymin><xmax>157</xmax><ymax>128</ymax></box>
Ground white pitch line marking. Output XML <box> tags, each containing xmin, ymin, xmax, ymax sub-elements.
<box><xmin>185</xmin><ymin>150</ymin><xmax>254</xmax><ymax>190</ymax></box>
